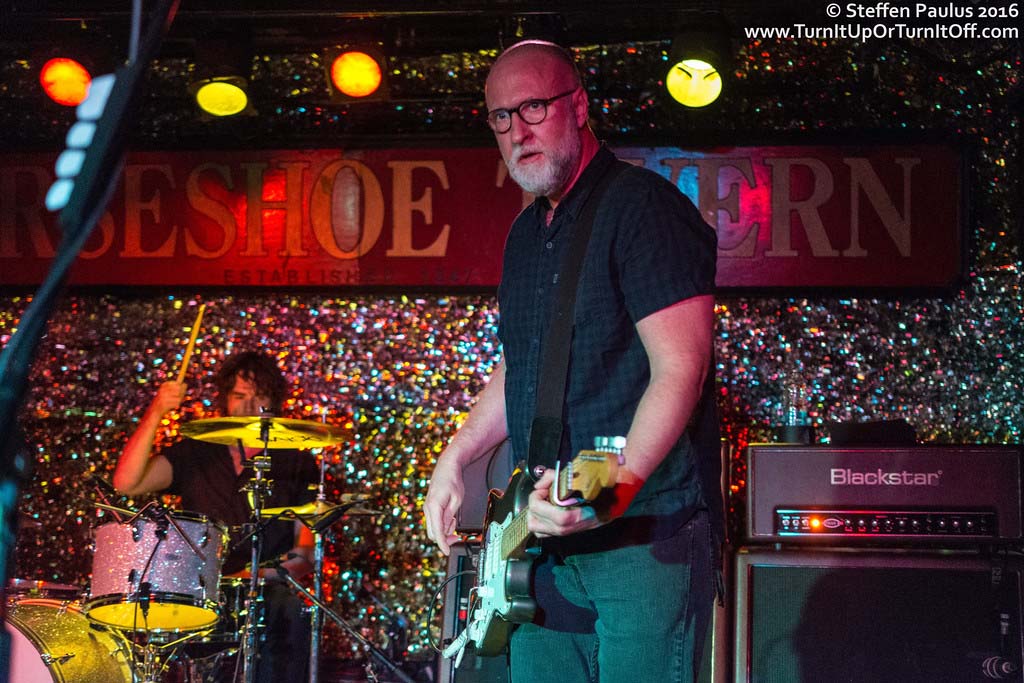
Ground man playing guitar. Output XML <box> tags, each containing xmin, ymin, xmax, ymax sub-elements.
<box><xmin>424</xmin><ymin>39</ymin><xmax>721</xmax><ymax>683</ymax></box>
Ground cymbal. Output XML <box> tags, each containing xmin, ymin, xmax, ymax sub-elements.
<box><xmin>7</xmin><ymin>578</ymin><xmax>81</xmax><ymax>596</ymax></box>
<box><xmin>261</xmin><ymin>495</ymin><xmax>380</xmax><ymax>519</ymax></box>
<box><xmin>180</xmin><ymin>416</ymin><xmax>347</xmax><ymax>449</ymax></box>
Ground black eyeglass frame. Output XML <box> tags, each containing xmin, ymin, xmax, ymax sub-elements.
<box><xmin>485</xmin><ymin>87</ymin><xmax>579</xmax><ymax>133</ymax></box>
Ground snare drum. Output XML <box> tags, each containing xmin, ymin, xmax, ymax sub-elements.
<box><xmin>85</xmin><ymin>511</ymin><xmax>227</xmax><ymax>632</ymax></box>
<box><xmin>5</xmin><ymin>598</ymin><xmax>132</xmax><ymax>683</ymax></box>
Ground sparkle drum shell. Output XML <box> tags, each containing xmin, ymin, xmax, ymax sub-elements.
<box><xmin>4</xmin><ymin>598</ymin><xmax>132</xmax><ymax>683</ymax></box>
<box><xmin>85</xmin><ymin>511</ymin><xmax>227</xmax><ymax>632</ymax></box>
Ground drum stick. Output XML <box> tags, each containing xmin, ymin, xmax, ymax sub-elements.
<box><xmin>176</xmin><ymin>303</ymin><xmax>206</xmax><ymax>383</ymax></box>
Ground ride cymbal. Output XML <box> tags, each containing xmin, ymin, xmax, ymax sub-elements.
<box><xmin>180</xmin><ymin>416</ymin><xmax>347</xmax><ymax>449</ymax></box>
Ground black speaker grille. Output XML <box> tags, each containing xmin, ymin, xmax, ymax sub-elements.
<box><xmin>737</xmin><ymin>550</ymin><xmax>1024</xmax><ymax>683</ymax></box>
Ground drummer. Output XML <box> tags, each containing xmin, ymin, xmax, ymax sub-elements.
<box><xmin>113</xmin><ymin>350</ymin><xmax>318</xmax><ymax>683</ymax></box>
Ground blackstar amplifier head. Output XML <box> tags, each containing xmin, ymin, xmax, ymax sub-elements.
<box><xmin>745</xmin><ymin>445</ymin><xmax>1023</xmax><ymax>545</ymax></box>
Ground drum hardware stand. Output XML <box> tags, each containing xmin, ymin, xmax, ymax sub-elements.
<box><xmin>239</xmin><ymin>412</ymin><xmax>275</xmax><ymax>683</ymax></box>
<box><xmin>309</xmin><ymin>439</ymin><xmax>330</xmax><ymax>683</ymax></box>
<box><xmin>109</xmin><ymin>500</ymin><xmax>209</xmax><ymax>563</ymax></box>
<box><xmin>362</xmin><ymin>585</ymin><xmax>409</xmax><ymax>662</ymax></box>
<box><xmin>271</xmin><ymin>568</ymin><xmax>417</xmax><ymax>683</ymax></box>
<box><xmin>130</xmin><ymin>629</ymin><xmax>208</xmax><ymax>683</ymax></box>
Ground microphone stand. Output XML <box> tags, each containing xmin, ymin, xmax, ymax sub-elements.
<box><xmin>272</xmin><ymin>568</ymin><xmax>416</xmax><ymax>683</ymax></box>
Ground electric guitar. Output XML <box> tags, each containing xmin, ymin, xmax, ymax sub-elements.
<box><xmin>444</xmin><ymin>450</ymin><xmax>619</xmax><ymax>659</ymax></box>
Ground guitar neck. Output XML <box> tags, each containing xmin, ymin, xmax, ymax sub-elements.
<box><xmin>496</xmin><ymin>462</ymin><xmax>577</xmax><ymax>560</ymax></box>
<box><xmin>500</xmin><ymin>507</ymin><xmax>532</xmax><ymax>561</ymax></box>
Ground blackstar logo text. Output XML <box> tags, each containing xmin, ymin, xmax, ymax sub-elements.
<box><xmin>830</xmin><ymin>468</ymin><xmax>943</xmax><ymax>486</ymax></box>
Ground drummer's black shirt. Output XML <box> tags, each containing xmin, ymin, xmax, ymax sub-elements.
<box><xmin>163</xmin><ymin>439</ymin><xmax>317</xmax><ymax>574</ymax></box>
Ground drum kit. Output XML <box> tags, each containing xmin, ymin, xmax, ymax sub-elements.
<box><xmin>3</xmin><ymin>414</ymin><xmax>406</xmax><ymax>683</ymax></box>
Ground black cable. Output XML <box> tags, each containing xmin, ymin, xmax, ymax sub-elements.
<box><xmin>425</xmin><ymin>568</ymin><xmax>478</xmax><ymax>654</ymax></box>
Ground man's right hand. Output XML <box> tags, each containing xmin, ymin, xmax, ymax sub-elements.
<box><xmin>149</xmin><ymin>380</ymin><xmax>186</xmax><ymax>417</ymax></box>
<box><xmin>113</xmin><ymin>380</ymin><xmax>182</xmax><ymax>496</ymax></box>
<box><xmin>424</xmin><ymin>456</ymin><xmax>465</xmax><ymax>556</ymax></box>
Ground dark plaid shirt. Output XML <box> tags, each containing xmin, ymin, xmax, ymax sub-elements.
<box><xmin>497</xmin><ymin>145</ymin><xmax>719</xmax><ymax>524</ymax></box>
<box><xmin>164</xmin><ymin>439</ymin><xmax>317</xmax><ymax>574</ymax></box>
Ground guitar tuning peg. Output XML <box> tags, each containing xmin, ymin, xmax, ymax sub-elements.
<box><xmin>593</xmin><ymin>436</ymin><xmax>626</xmax><ymax>454</ymax></box>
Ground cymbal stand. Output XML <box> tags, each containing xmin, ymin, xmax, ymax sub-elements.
<box><xmin>240</xmin><ymin>415</ymin><xmax>275</xmax><ymax>683</ymax></box>
<box><xmin>309</xmin><ymin>448</ymin><xmax>328</xmax><ymax>683</ymax></box>
<box><xmin>272</xmin><ymin>570</ymin><xmax>416</xmax><ymax>683</ymax></box>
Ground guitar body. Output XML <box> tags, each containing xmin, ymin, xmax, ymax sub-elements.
<box><xmin>456</xmin><ymin>451</ymin><xmax>618</xmax><ymax>658</ymax></box>
<box><xmin>465</xmin><ymin>468</ymin><xmax>536</xmax><ymax>656</ymax></box>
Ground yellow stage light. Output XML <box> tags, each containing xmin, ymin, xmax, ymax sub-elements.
<box><xmin>193</xmin><ymin>77</ymin><xmax>250</xmax><ymax>117</ymax></box>
<box><xmin>665</xmin><ymin>13</ymin><xmax>731</xmax><ymax>109</ymax></box>
<box><xmin>666</xmin><ymin>59</ymin><xmax>722</xmax><ymax>108</ymax></box>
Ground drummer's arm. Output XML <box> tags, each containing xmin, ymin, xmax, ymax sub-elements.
<box><xmin>113</xmin><ymin>381</ymin><xmax>181</xmax><ymax>496</ymax></box>
<box><xmin>232</xmin><ymin>524</ymin><xmax>314</xmax><ymax>580</ymax></box>
<box><xmin>280</xmin><ymin>523</ymin><xmax>315</xmax><ymax>579</ymax></box>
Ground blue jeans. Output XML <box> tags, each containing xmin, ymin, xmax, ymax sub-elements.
<box><xmin>510</xmin><ymin>510</ymin><xmax>714</xmax><ymax>683</ymax></box>
<box><xmin>256</xmin><ymin>580</ymin><xmax>311</xmax><ymax>683</ymax></box>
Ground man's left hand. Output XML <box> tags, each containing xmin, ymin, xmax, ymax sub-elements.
<box><xmin>526</xmin><ymin>465</ymin><xmax>646</xmax><ymax>538</ymax></box>
<box><xmin>526</xmin><ymin>468</ymin><xmax>604</xmax><ymax>538</ymax></box>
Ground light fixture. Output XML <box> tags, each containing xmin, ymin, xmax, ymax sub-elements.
<box><xmin>325</xmin><ymin>46</ymin><xmax>388</xmax><ymax>101</ymax></box>
<box><xmin>665</xmin><ymin>14</ymin><xmax>731</xmax><ymax>108</ymax></box>
<box><xmin>189</xmin><ymin>38</ymin><xmax>255</xmax><ymax>118</ymax></box>
<box><xmin>192</xmin><ymin>76</ymin><xmax>251</xmax><ymax>117</ymax></box>
<box><xmin>498</xmin><ymin>14</ymin><xmax>570</xmax><ymax>49</ymax></box>
<box><xmin>666</xmin><ymin>59</ymin><xmax>722</xmax><ymax>108</ymax></box>
<box><xmin>40</xmin><ymin>57</ymin><xmax>93</xmax><ymax>107</ymax></box>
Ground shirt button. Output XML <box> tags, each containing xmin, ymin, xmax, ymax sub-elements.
<box><xmin>545</xmin><ymin>241</ymin><xmax>553</xmax><ymax>250</ymax></box>
<box><xmin>527</xmin><ymin>386</ymin><xmax>535</xmax><ymax>393</ymax></box>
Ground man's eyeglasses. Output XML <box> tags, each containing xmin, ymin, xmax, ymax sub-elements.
<box><xmin>486</xmin><ymin>88</ymin><xmax>578</xmax><ymax>134</ymax></box>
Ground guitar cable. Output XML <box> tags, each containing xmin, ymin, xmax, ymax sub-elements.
<box><xmin>425</xmin><ymin>568</ymin><xmax>478</xmax><ymax>654</ymax></box>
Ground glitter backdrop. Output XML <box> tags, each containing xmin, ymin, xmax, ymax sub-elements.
<box><xmin>1</xmin><ymin>36</ymin><xmax>1022</xmax><ymax>667</ymax></box>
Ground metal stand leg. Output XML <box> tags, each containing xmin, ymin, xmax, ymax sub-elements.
<box><xmin>241</xmin><ymin>419</ymin><xmax>275</xmax><ymax>683</ymax></box>
<box><xmin>309</xmin><ymin>444</ymin><xmax>329</xmax><ymax>683</ymax></box>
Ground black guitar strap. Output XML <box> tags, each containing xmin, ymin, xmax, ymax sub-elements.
<box><xmin>526</xmin><ymin>159</ymin><xmax>626</xmax><ymax>479</ymax></box>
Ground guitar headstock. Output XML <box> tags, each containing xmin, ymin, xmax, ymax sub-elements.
<box><xmin>555</xmin><ymin>450</ymin><xmax>620</xmax><ymax>503</ymax></box>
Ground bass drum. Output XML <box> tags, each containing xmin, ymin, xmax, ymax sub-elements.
<box><xmin>4</xmin><ymin>598</ymin><xmax>133</xmax><ymax>683</ymax></box>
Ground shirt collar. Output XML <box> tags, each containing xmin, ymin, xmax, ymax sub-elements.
<box><xmin>530</xmin><ymin>144</ymin><xmax>616</xmax><ymax>226</ymax></box>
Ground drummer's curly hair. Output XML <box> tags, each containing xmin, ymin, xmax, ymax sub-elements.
<box><xmin>214</xmin><ymin>351</ymin><xmax>289</xmax><ymax>414</ymax></box>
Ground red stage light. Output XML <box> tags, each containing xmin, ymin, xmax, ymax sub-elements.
<box><xmin>40</xmin><ymin>58</ymin><xmax>92</xmax><ymax>106</ymax></box>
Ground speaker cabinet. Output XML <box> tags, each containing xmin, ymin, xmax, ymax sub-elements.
<box><xmin>455</xmin><ymin>440</ymin><xmax>513</xmax><ymax>533</ymax></box>
<box><xmin>438</xmin><ymin>542</ymin><xmax>509</xmax><ymax>683</ymax></box>
<box><xmin>733</xmin><ymin>548</ymin><xmax>1024</xmax><ymax>682</ymax></box>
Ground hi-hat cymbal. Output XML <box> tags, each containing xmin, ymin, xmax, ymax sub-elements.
<box><xmin>180</xmin><ymin>416</ymin><xmax>347</xmax><ymax>449</ymax></box>
<box><xmin>261</xmin><ymin>495</ymin><xmax>379</xmax><ymax>519</ymax></box>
